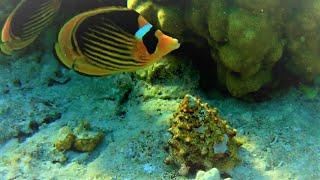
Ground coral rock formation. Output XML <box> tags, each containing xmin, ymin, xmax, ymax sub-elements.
<box><xmin>54</xmin><ymin>126</ymin><xmax>76</xmax><ymax>151</ymax></box>
<box><xmin>165</xmin><ymin>95</ymin><xmax>243</xmax><ymax>174</ymax></box>
<box><xmin>54</xmin><ymin>120</ymin><xmax>104</xmax><ymax>152</ymax></box>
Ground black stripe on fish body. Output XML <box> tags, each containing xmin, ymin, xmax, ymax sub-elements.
<box><xmin>86</xmin><ymin>26</ymin><xmax>135</xmax><ymax>51</ymax></box>
<box><xmin>20</xmin><ymin>19</ymin><xmax>52</xmax><ymax>40</ymax></box>
<box><xmin>82</xmin><ymin>53</ymin><xmax>122</xmax><ymax>72</ymax></box>
<box><xmin>74</xmin><ymin>16</ymin><xmax>135</xmax><ymax>54</ymax></box>
<box><xmin>22</xmin><ymin>3</ymin><xmax>55</xmax><ymax>31</ymax></box>
<box><xmin>23</xmin><ymin>13</ymin><xmax>53</xmax><ymax>32</ymax></box>
<box><xmin>142</xmin><ymin>26</ymin><xmax>158</xmax><ymax>54</ymax></box>
<box><xmin>94</xmin><ymin>9</ymin><xmax>141</xmax><ymax>36</ymax></box>
<box><xmin>73</xmin><ymin>11</ymin><xmax>139</xmax><ymax>47</ymax></box>
<box><xmin>99</xmin><ymin>22</ymin><xmax>134</xmax><ymax>41</ymax></box>
<box><xmin>27</xmin><ymin>2</ymin><xmax>52</xmax><ymax>21</ymax></box>
<box><xmin>15</xmin><ymin>6</ymin><xmax>54</xmax><ymax>41</ymax></box>
<box><xmin>82</xmin><ymin>41</ymin><xmax>140</xmax><ymax>68</ymax></box>
<box><xmin>83</xmin><ymin>49</ymin><xmax>131</xmax><ymax>71</ymax></box>
<box><xmin>81</xmin><ymin>34</ymin><xmax>133</xmax><ymax>60</ymax></box>
<box><xmin>22</xmin><ymin>11</ymin><xmax>54</xmax><ymax>35</ymax></box>
<box><xmin>71</xmin><ymin>31</ymin><xmax>79</xmax><ymax>54</ymax></box>
<box><xmin>22</xmin><ymin>15</ymin><xmax>53</xmax><ymax>35</ymax></box>
<box><xmin>77</xmin><ymin>24</ymin><xmax>136</xmax><ymax>61</ymax></box>
<box><xmin>73</xmin><ymin>14</ymin><xmax>143</xmax><ymax>66</ymax></box>
<box><xmin>10</xmin><ymin>0</ymin><xmax>55</xmax><ymax>38</ymax></box>
<box><xmin>74</xmin><ymin>9</ymin><xmax>140</xmax><ymax>40</ymax></box>
<box><xmin>82</xmin><ymin>33</ymin><xmax>133</xmax><ymax>58</ymax></box>
<box><xmin>84</xmin><ymin>53</ymin><xmax>122</xmax><ymax>71</ymax></box>
<box><xmin>23</xmin><ymin>5</ymin><xmax>54</xmax><ymax>28</ymax></box>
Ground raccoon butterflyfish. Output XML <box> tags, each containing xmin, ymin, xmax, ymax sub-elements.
<box><xmin>1</xmin><ymin>0</ymin><xmax>62</xmax><ymax>55</ymax></box>
<box><xmin>55</xmin><ymin>7</ymin><xmax>180</xmax><ymax>76</ymax></box>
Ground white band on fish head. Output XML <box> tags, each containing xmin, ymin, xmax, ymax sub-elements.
<box><xmin>135</xmin><ymin>24</ymin><xmax>153</xmax><ymax>40</ymax></box>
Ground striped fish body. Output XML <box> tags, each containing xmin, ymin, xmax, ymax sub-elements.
<box><xmin>55</xmin><ymin>7</ymin><xmax>180</xmax><ymax>76</ymax></box>
<box><xmin>1</xmin><ymin>0</ymin><xmax>61</xmax><ymax>55</ymax></box>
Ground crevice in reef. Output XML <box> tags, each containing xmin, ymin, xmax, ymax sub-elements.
<box><xmin>115</xmin><ymin>87</ymin><xmax>133</xmax><ymax>117</ymax></box>
<box><xmin>174</xmin><ymin>42</ymin><xmax>218</xmax><ymax>93</ymax></box>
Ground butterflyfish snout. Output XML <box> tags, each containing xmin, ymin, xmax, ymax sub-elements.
<box><xmin>160</xmin><ymin>34</ymin><xmax>180</xmax><ymax>51</ymax></box>
<box><xmin>172</xmin><ymin>38</ymin><xmax>181</xmax><ymax>49</ymax></box>
<box><xmin>54</xmin><ymin>7</ymin><xmax>180</xmax><ymax>76</ymax></box>
<box><xmin>0</xmin><ymin>0</ymin><xmax>62</xmax><ymax>55</ymax></box>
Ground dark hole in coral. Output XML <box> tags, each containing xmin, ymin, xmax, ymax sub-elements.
<box><xmin>47</xmin><ymin>82</ymin><xmax>54</xmax><ymax>87</ymax></box>
<box><xmin>43</xmin><ymin>112</ymin><xmax>62</xmax><ymax>124</ymax></box>
<box><xmin>220</xmin><ymin>172</ymin><xmax>232</xmax><ymax>179</ymax></box>
<box><xmin>118</xmin><ymin>88</ymin><xmax>132</xmax><ymax>106</ymax></box>
<box><xmin>13</xmin><ymin>79</ymin><xmax>22</xmax><ymax>87</ymax></box>
<box><xmin>3</xmin><ymin>89</ymin><xmax>10</xmax><ymax>94</ymax></box>
<box><xmin>224</xmin><ymin>150</ymin><xmax>231</xmax><ymax>157</ymax></box>
<box><xmin>186</xmin><ymin>161</ymin><xmax>206</xmax><ymax>174</ymax></box>
<box><xmin>15</xmin><ymin>131</ymin><xmax>32</xmax><ymax>143</ymax></box>
<box><xmin>184</xmin><ymin>152</ymin><xmax>190</xmax><ymax>157</ymax></box>
<box><xmin>55</xmin><ymin>70</ymin><xmax>64</xmax><ymax>78</ymax></box>
<box><xmin>29</xmin><ymin>121</ymin><xmax>39</xmax><ymax>131</ymax></box>
<box><xmin>52</xmin><ymin>160</ymin><xmax>61</xmax><ymax>164</ymax></box>
<box><xmin>163</xmin><ymin>145</ymin><xmax>169</xmax><ymax>153</ymax></box>
<box><xmin>230</xmin><ymin>71</ymin><xmax>241</xmax><ymax>78</ymax></box>
<box><xmin>117</xmin><ymin>111</ymin><xmax>127</xmax><ymax>117</ymax></box>
<box><xmin>47</xmin><ymin>77</ymin><xmax>71</xmax><ymax>87</ymax></box>
<box><xmin>43</xmin><ymin>101</ymin><xmax>54</xmax><ymax>107</ymax></box>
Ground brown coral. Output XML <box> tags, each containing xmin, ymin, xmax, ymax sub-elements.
<box><xmin>165</xmin><ymin>94</ymin><xmax>243</xmax><ymax>174</ymax></box>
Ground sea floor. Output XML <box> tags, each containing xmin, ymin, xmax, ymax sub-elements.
<box><xmin>0</xmin><ymin>48</ymin><xmax>319</xmax><ymax>179</ymax></box>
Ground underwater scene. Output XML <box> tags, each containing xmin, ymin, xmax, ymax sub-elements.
<box><xmin>0</xmin><ymin>0</ymin><xmax>319</xmax><ymax>179</ymax></box>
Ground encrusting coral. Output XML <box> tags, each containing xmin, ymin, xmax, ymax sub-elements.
<box><xmin>164</xmin><ymin>95</ymin><xmax>243</xmax><ymax>175</ymax></box>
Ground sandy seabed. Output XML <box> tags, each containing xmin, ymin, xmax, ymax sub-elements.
<box><xmin>0</xmin><ymin>47</ymin><xmax>319</xmax><ymax>180</ymax></box>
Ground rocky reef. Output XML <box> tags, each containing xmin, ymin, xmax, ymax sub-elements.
<box><xmin>128</xmin><ymin>0</ymin><xmax>320</xmax><ymax>97</ymax></box>
<box><xmin>164</xmin><ymin>94</ymin><xmax>243</xmax><ymax>175</ymax></box>
<box><xmin>54</xmin><ymin>120</ymin><xmax>104</xmax><ymax>152</ymax></box>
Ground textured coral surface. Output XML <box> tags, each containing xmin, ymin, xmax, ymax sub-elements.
<box><xmin>165</xmin><ymin>95</ymin><xmax>242</xmax><ymax>174</ymax></box>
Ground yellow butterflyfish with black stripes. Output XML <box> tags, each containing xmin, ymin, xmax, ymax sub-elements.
<box><xmin>54</xmin><ymin>7</ymin><xmax>180</xmax><ymax>76</ymax></box>
<box><xmin>1</xmin><ymin>0</ymin><xmax>61</xmax><ymax>55</ymax></box>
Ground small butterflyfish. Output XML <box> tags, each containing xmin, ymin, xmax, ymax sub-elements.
<box><xmin>1</xmin><ymin>0</ymin><xmax>62</xmax><ymax>55</ymax></box>
<box><xmin>54</xmin><ymin>6</ymin><xmax>180</xmax><ymax>76</ymax></box>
